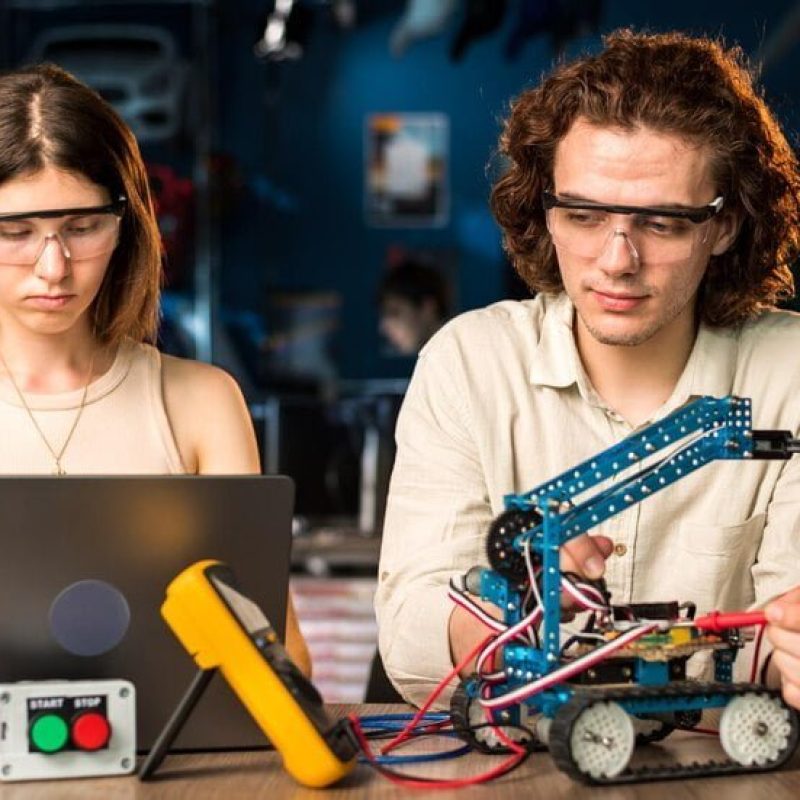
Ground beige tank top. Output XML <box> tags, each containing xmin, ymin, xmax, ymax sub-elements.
<box><xmin>0</xmin><ymin>341</ymin><xmax>186</xmax><ymax>475</ymax></box>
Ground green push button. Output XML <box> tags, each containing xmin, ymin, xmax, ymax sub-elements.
<box><xmin>29</xmin><ymin>714</ymin><xmax>69</xmax><ymax>753</ymax></box>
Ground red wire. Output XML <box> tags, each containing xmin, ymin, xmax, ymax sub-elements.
<box><xmin>384</xmin><ymin>718</ymin><xmax>453</xmax><ymax>750</ymax></box>
<box><xmin>483</xmin><ymin>691</ymin><xmax>528</xmax><ymax>756</ymax></box>
<box><xmin>350</xmin><ymin>633</ymin><xmax>532</xmax><ymax>789</ymax></box>
<box><xmin>381</xmin><ymin>634</ymin><xmax>494</xmax><ymax>755</ymax></box>
<box><xmin>350</xmin><ymin>714</ymin><xmax>527</xmax><ymax>790</ymax></box>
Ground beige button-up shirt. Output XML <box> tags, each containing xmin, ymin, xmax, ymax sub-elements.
<box><xmin>375</xmin><ymin>292</ymin><xmax>800</xmax><ymax>707</ymax></box>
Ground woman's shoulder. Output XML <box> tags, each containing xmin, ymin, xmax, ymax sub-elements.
<box><xmin>159</xmin><ymin>352</ymin><xmax>257</xmax><ymax>473</ymax></box>
<box><xmin>160</xmin><ymin>352</ymin><xmax>243</xmax><ymax>400</ymax></box>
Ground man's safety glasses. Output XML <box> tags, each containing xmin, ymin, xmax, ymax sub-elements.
<box><xmin>542</xmin><ymin>191</ymin><xmax>724</xmax><ymax>265</ymax></box>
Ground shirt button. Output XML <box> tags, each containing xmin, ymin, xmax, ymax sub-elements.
<box><xmin>613</xmin><ymin>543</ymin><xmax>627</xmax><ymax>557</ymax></box>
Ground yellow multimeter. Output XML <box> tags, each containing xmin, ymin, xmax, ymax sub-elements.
<box><xmin>138</xmin><ymin>560</ymin><xmax>357</xmax><ymax>788</ymax></box>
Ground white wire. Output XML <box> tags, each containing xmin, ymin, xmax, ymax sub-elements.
<box><xmin>560</xmin><ymin>576</ymin><xmax>609</xmax><ymax>613</ymax></box>
<box><xmin>478</xmin><ymin>621</ymin><xmax>659</xmax><ymax>711</ymax></box>
<box><xmin>475</xmin><ymin>604</ymin><xmax>544</xmax><ymax>679</ymax></box>
<box><xmin>560</xmin><ymin>625</ymin><xmax>607</xmax><ymax>642</ymax></box>
<box><xmin>523</xmin><ymin>539</ymin><xmax>544</xmax><ymax>609</ymax></box>
<box><xmin>447</xmin><ymin>585</ymin><xmax>507</xmax><ymax>633</ymax></box>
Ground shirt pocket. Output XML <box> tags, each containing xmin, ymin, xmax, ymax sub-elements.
<box><xmin>672</xmin><ymin>513</ymin><xmax>766</xmax><ymax>610</ymax></box>
<box><xmin>677</xmin><ymin>513</ymin><xmax>765</xmax><ymax>558</ymax></box>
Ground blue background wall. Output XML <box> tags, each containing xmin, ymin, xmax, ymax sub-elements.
<box><xmin>217</xmin><ymin>0</ymin><xmax>800</xmax><ymax>383</ymax></box>
<box><xmin>1</xmin><ymin>1</ymin><xmax>797</xmax><ymax>383</ymax></box>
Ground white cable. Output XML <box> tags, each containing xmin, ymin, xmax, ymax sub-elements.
<box><xmin>523</xmin><ymin>540</ymin><xmax>545</xmax><ymax>610</ymax></box>
<box><xmin>571</xmin><ymin>581</ymin><xmax>607</xmax><ymax>604</ymax></box>
<box><xmin>560</xmin><ymin>625</ymin><xmax>607</xmax><ymax>642</ymax></box>
<box><xmin>447</xmin><ymin>585</ymin><xmax>507</xmax><ymax>633</ymax></box>
<box><xmin>475</xmin><ymin>605</ymin><xmax>544</xmax><ymax>679</ymax></box>
<box><xmin>560</xmin><ymin>577</ymin><xmax>609</xmax><ymax>613</ymax></box>
<box><xmin>478</xmin><ymin>621</ymin><xmax>659</xmax><ymax>711</ymax></box>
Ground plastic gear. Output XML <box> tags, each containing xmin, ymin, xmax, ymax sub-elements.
<box><xmin>486</xmin><ymin>508</ymin><xmax>541</xmax><ymax>581</ymax></box>
<box><xmin>719</xmin><ymin>692</ymin><xmax>793</xmax><ymax>766</ymax></box>
<box><xmin>450</xmin><ymin>682</ymin><xmax>537</xmax><ymax>753</ymax></box>
<box><xmin>568</xmin><ymin>701</ymin><xmax>635</xmax><ymax>779</ymax></box>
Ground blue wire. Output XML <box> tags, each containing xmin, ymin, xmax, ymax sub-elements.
<box><xmin>356</xmin><ymin>712</ymin><xmax>470</xmax><ymax>766</ymax></box>
<box><xmin>358</xmin><ymin>712</ymin><xmax>449</xmax><ymax>728</ymax></box>
<box><xmin>358</xmin><ymin>743</ymin><xmax>472</xmax><ymax>766</ymax></box>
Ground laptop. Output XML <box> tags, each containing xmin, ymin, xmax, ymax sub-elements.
<box><xmin>0</xmin><ymin>475</ymin><xmax>294</xmax><ymax>751</ymax></box>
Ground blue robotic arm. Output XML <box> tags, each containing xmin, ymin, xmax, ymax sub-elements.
<box><xmin>480</xmin><ymin>395</ymin><xmax>798</xmax><ymax>669</ymax></box>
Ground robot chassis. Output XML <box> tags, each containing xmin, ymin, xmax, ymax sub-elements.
<box><xmin>451</xmin><ymin>395</ymin><xmax>800</xmax><ymax>784</ymax></box>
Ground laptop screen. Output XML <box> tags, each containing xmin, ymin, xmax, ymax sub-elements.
<box><xmin>0</xmin><ymin>475</ymin><xmax>294</xmax><ymax>751</ymax></box>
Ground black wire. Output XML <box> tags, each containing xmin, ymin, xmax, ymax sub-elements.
<box><xmin>362</xmin><ymin>722</ymin><xmax>537</xmax><ymax>785</ymax></box>
<box><xmin>559</xmin><ymin>633</ymin><xmax>609</xmax><ymax>657</ymax></box>
<box><xmin>363</xmin><ymin>727</ymin><xmax>457</xmax><ymax>742</ymax></box>
<box><xmin>519</xmin><ymin>590</ymin><xmax>542</xmax><ymax>648</ymax></box>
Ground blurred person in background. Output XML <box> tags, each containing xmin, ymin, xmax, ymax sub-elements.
<box><xmin>378</xmin><ymin>257</ymin><xmax>450</xmax><ymax>355</ymax></box>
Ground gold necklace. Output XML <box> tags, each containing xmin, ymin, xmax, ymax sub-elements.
<box><xmin>0</xmin><ymin>351</ymin><xmax>96</xmax><ymax>475</ymax></box>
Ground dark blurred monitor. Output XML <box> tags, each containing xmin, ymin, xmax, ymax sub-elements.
<box><xmin>256</xmin><ymin>391</ymin><xmax>402</xmax><ymax>530</ymax></box>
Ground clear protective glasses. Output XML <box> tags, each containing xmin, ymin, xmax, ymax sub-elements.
<box><xmin>0</xmin><ymin>196</ymin><xmax>127</xmax><ymax>266</ymax></box>
<box><xmin>542</xmin><ymin>190</ymin><xmax>724</xmax><ymax>265</ymax></box>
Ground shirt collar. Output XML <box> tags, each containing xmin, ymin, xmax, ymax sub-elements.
<box><xmin>529</xmin><ymin>292</ymin><xmax>739</xmax><ymax>402</ymax></box>
<box><xmin>529</xmin><ymin>293</ymin><xmax>580</xmax><ymax>388</ymax></box>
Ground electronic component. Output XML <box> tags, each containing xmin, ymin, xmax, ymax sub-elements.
<box><xmin>139</xmin><ymin>560</ymin><xmax>357</xmax><ymax>788</ymax></box>
<box><xmin>0</xmin><ymin>679</ymin><xmax>135</xmax><ymax>782</ymax></box>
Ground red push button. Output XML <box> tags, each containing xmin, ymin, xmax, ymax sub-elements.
<box><xmin>71</xmin><ymin>712</ymin><xmax>111</xmax><ymax>751</ymax></box>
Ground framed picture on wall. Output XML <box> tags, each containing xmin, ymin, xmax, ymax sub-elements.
<box><xmin>364</xmin><ymin>112</ymin><xmax>449</xmax><ymax>227</ymax></box>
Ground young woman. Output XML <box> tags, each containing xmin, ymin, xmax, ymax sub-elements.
<box><xmin>0</xmin><ymin>63</ymin><xmax>311</xmax><ymax>675</ymax></box>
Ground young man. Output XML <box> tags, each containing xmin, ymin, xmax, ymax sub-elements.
<box><xmin>375</xmin><ymin>30</ymin><xmax>800</xmax><ymax>710</ymax></box>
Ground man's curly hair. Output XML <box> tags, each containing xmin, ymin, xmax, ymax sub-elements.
<box><xmin>490</xmin><ymin>29</ymin><xmax>800</xmax><ymax>326</ymax></box>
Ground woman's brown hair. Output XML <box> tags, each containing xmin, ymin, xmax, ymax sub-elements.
<box><xmin>0</xmin><ymin>63</ymin><xmax>162</xmax><ymax>344</ymax></box>
<box><xmin>491</xmin><ymin>29</ymin><xmax>800</xmax><ymax>326</ymax></box>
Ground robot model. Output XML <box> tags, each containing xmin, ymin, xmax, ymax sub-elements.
<box><xmin>451</xmin><ymin>395</ymin><xmax>800</xmax><ymax>783</ymax></box>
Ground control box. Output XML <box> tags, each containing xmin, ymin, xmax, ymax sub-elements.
<box><xmin>0</xmin><ymin>679</ymin><xmax>136</xmax><ymax>781</ymax></box>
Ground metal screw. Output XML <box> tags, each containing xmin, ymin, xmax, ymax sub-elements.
<box><xmin>0</xmin><ymin>693</ymin><xmax>9</xmax><ymax>705</ymax></box>
<box><xmin>121</xmin><ymin>758</ymin><xmax>131</xmax><ymax>770</ymax></box>
<box><xmin>583</xmin><ymin>730</ymin><xmax>614</xmax><ymax>749</ymax></box>
<box><xmin>119</xmin><ymin>687</ymin><xmax>130</xmax><ymax>699</ymax></box>
<box><xmin>754</xmin><ymin>722</ymin><xmax>769</xmax><ymax>737</ymax></box>
<box><xmin>1</xmin><ymin>765</ymin><xmax>10</xmax><ymax>776</ymax></box>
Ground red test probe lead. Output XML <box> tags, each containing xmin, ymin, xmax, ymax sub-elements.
<box><xmin>692</xmin><ymin>610</ymin><xmax>767</xmax><ymax>632</ymax></box>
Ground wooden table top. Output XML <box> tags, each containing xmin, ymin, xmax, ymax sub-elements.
<box><xmin>1</xmin><ymin>704</ymin><xmax>798</xmax><ymax>799</ymax></box>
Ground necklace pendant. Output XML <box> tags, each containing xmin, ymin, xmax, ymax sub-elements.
<box><xmin>53</xmin><ymin>463</ymin><xmax>66</xmax><ymax>476</ymax></box>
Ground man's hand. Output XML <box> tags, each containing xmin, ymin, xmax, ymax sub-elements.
<box><xmin>765</xmin><ymin>585</ymin><xmax>800</xmax><ymax>710</ymax></box>
<box><xmin>449</xmin><ymin>533</ymin><xmax>614</xmax><ymax>674</ymax></box>
<box><xmin>561</xmin><ymin>533</ymin><xmax>614</xmax><ymax>582</ymax></box>
<box><xmin>557</xmin><ymin>533</ymin><xmax>614</xmax><ymax>619</ymax></box>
